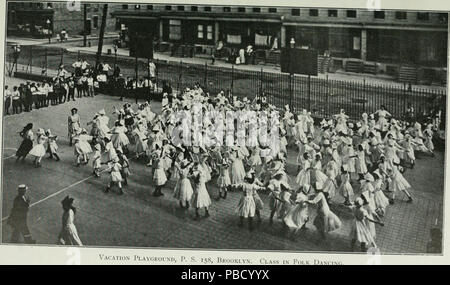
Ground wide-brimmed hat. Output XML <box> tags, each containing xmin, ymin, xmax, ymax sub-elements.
<box><xmin>98</xmin><ymin>109</ymin><xmax>106</xmax><ymax>115</ymax></box>
<box><xmin>71</xmin><ymin>108</ymin><xmax>78</xmax><ymax>113</ymax></box>
<box><xmin>355</xmin><ymin>197</ymin><xmax>364</xmax><ymax>207</ymax></box>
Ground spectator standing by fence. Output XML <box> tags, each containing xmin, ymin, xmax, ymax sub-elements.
<box><xmin>12</xmin><ymin>86</ymin><xmax>21</xmax><ymax>114</ymax></box>
<box><xmin>4</xmin><ymin>85</ymin><xmax>12</xmax><ymax>115</ymax></box>
<box><xmin>148</xmin><ymin>60</ymin><xmax>156</xmax><ymax>81</ymax></box>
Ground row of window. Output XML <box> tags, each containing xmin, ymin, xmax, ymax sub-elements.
<box><xmin>121</xmin><ymin>5</ymin><xmax>447</xmax><ymax>22</ymax></box>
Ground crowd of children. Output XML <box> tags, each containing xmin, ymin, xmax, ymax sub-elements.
<box><xmin>13</xmin><ymin>81</ymin><xmax>440</xmax><ymax>252</ymax></box>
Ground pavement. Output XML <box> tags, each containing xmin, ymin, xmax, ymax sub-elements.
<box><xmin>1</xmin><ymin>76</ymin><xmax>444</xmax><ymax>254</ymax></box>
<box><xmin>7</xmin><ymin>36</ymin><xmax>446</xmax><ymax>91</ymax></box>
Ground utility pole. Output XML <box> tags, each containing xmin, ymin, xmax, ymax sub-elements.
<box><xmin>83</xmin><ymin>3</ymin><xmax>87</xmax><ymax>47</ymax></box>
<box><xmin>95</xmin><ymin>4</ymin><xmax>108</xmax><ymax>72</ymax></box>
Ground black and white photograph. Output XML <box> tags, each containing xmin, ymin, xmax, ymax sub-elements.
<box><xmin>0</xmin><ymin>0</ymin><xmax>448</xmax><ymax>258</ymax></box>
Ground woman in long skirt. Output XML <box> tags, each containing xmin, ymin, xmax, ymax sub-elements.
<box><xmin>191</xmin><ymin>163</ymin><xmax>212</xmax><ymax>219</ymax></box>
<box><xmin>111</xmin><ymin>121</ymin><xmax>130</xmax><ymax>154</ymax></box>
<box><xmin>58</xmin><ymin>196</ymin><xmax>83</xmax><ymax>246</ymax></box>
<box><xmin>16</xmin><ymin>123</ymin><xmax>34</xmax><ymax>162</ymax></box>
<box><xmin>173</xmin><ymin>160</ymin><xmax>194</xmax><ymax>209</ymax></box>
<box><xmin>338</xmin><ymin>165</ymin><xmax>354</xmax><ymax>206</ymax></box>
<box><xmin>68</xmin><ymin>108</ymin><xmax>81</xmax><ymax>146</ymax></box>
<box><xmin>307</xmin><ymin>182</ymin><xmax>342</xmax><ymax>241</ymax></box>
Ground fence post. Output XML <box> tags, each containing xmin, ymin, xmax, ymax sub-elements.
<box><xmin>179</xmin><ymin>61</ymin><xmax>183</xmax><ymax>92</ymax></box>
<box><xmin>260</xmin><ymin>68</ymin><xmax>263</xmax><ymax>99</ymax></box>
<box><xmin>289</xmin><ymin>73</ymin><xmax>293</xmax><ymax>109</ymax></box>
<box><xmin>78</xmin><ymin>50</ymin><xmax>80</xmax><ymax>61</ymax></box>
<box><xmin>204</xmin><ymin>62</ymin><xmax>207</xmax><ymax>87</ymax></box>
<box><xmin>155</xmin><ymin>58</ymin><xmax>159</xmax><ymax>92</ymax></box>
<box><xmin>231</xmin><ymin>65</ymin><xmax>234</xmax><ymax>95</ymax></box>
<box><xmin>326</xmin><ymin>75</ymin><xmax>329</xmax><ymax>116</ymax></box>
<box><xmin>30</xmin><ymin>46</ymin><xmax>32</xmax><ymax>74</ymax></box>
<box><xmin>363</xmin><ymin>78</ymin><xmax>366</xmax><ymax>113</ymax></box>
<box><xmin>307</xmin><ymin>74</ymin><xmax>311</xmax><ymax>111</ymax></box>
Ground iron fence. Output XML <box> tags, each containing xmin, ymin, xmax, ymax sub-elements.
<box><xmin>6</xmin><ymin>44</ymin><xmax>446</xmax><ymax>120</ymax></box>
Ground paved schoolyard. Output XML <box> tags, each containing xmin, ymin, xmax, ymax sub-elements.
<box><xmin>1</xmin><ymin>76</ymin><xmax>444</xmax><ymax>254</ymax></box>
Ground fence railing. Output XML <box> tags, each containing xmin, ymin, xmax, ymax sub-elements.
<box><xmin>6</xmin><ymin>44</ymin><xmax>446</xmax><ymax>120</ymax></box>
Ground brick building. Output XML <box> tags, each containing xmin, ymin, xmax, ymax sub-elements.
<box><xmin>111</xmin><ymin>4</ymin><xmax>447</xmax><ymax>82</ymax></box>
<box><xmin>7</xmin><ymin>1</ymin><xmax>117</xmax><ymax>38</ymax></box>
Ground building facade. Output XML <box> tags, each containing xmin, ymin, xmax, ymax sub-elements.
<box><xmin>7</xmin><ymin>1</ymin><xmax>117</xmax><ymax>38</ymax></box>
<box><xmin>111</xmin><ymin>4</ymin><xmax>447</xmax><ymax>70</ymax></box>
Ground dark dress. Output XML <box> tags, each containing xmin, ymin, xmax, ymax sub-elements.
<box><xmin>16</xmin><ymin>129</ymin><xmax>33</xmax><ymax>157</ymax></box>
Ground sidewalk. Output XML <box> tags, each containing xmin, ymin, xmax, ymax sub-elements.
<box><xmin>6</xmin><ymin>32</ymin><xmax>119</xmax><ymax>46</ymax></box>
<box><xmin>65</xmin><ymin>44</ymin><xmax>446</xmax><ymax>91</ymax></box>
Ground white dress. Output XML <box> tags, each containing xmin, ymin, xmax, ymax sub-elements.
<box><xmin>284</xmin><ymin>192</ymin><xmax>310</xmax><ymax>230</ymax></box>
<box><xmin>29</xmin><ymin>136</ymin><xmax>47</xmax><ymax>157</ymax></box>
<box><xmin>350</xmin><ymin>206</ymin><xmax>376</xmax><ymax>246</ymax></box>
<box><xmin>111</xmin><ymin>126</ymin><xmax>130</xmax><ymax>149</ymax></box>
<box><xmin>58</xmin><ymin>209</ymin><xmax>83</xmax><ymax>246</ymax></box>
<box><xmin>311</xmin><ymin>192</ymin><xmax>342</xmax><ymax>233</ymax></box>
<box><xmin>191</xmin><ymin>171</ymin><xmax>212</xmax><ymax>208</ymax></box>
<box><xmin>389</xmin><ymin>167</ymin><xmax>411</xmax><ymax>193</ymax></box>
<box><xmin>230</xmin><ymin>153</ymin><xmax>246</xmax><ymax>185</ymax></box>
<box><xmin>173</xmin><ymin>167</ymin><xmax>193</xmax><ymax>207</ymax></box>
<box><xmin>236</xmin><ymin>183</ymin><xmax>261</xmax><ymax>218</ymax></box>
<box><xmin>153</xmin><ymin>158</ymin><xmax>168</xmax><ymax>186</ymax></box>
<box><xmin>110</xmin><ymin>162</ymin><xmax>123</xmax><ymax>182</ymax></box>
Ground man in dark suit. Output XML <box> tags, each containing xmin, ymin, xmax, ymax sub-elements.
<box><xmin>24</xmin><ymin>82</ymin><xmax>33</xmax><ymax>112</ymax></box>
<box><xmin>7</xmin><ymin>185</ymin><xmax>35</xmax><ymax>244</ymax></box>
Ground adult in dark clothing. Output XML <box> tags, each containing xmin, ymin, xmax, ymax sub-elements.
<box><xmin>16</xmin><ymin>123</ymin><xmax>34</xmax><ymax>162</ymax></box>
<box><xmin>25</xmin><ymin>83</ymin><xmax>33</xmax><ymax>112</ymax></box>
<box><xmin>7</xmin><ymin>185</ymin><xmax>35</xmax><ymax>244</ymax></box>
<box><xmin>162</xmin><ymin>80</ymin><xmax>172</xmax><ymax>95</ymax></box>
<box><xmin>117</xmin><ymin>74</ymin><xmax>126</xmax><ymax>101</ymax></box>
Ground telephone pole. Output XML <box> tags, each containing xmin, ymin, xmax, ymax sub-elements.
<box><xmin>95</xmin><ymin>4</ymin><xmax>108</xmax><ymax>71</ymax></box>
<box><xmin>83</xmin><ymin>3</ymin><xmax>87</xmax><ymax>47</ymax></box>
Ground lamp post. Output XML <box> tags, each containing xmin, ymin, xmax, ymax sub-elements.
<box><xmin>46</xmin><ymin>19</ymin><xmax>51</xmax><ymax>43</ymax></box>
<box><xmin>12</xmin><ymin>44</ymin><xmax>21</xmax><ymax>73</ymax></box>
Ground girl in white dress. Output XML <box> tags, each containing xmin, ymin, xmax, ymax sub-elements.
<box><xmin>152</xmin><ymin>149</ymin><xmax>168</xmax><ymax>197</ymax></box>
<box><xmin>230</xmin><ymin>149</ymin><xmax>246</xmax><ymax>186</ymax></box>
<box><xmin>350</xmin><ymin>197</ymin><xmax>383</xmax><ymax>252</ymax></box>
<box><xmin>283</xmin><ymin>185</ymin><xmax>311</xmax><ymax>239</ymax></box>
<box><xmin>355</xmin><ymin>144</ymin><xmax>368</xmax><ymax>177</ymax></box>
<box><xmin>423</xmin><ymin>124</ymin><xmax>434</xmax><ymax>155</ymax></box>
<box><xmin>217</xmin><ymin>159</ymin><xmax>231</xmax><ymax>199</ymax></box>
<box><xmin>132</xmin><ymin>122</ymin><xmax>148</xmax><ymax>158</ymax></box>
<box><xmin>173</xmin><ymin>160</ymin><xmax>194</xmax><ymax>209</ymax></box>
<box><xmin>388</xmin><ymin>162</ymin><xmax>413</xmax><ymax>204</ymax></box>
<box><xmin>339</xmin><ymin>165</ymin><xmax>354</xmax><ymax>206</ymax></box>
<box><xmin>295</xmin><ymin>152</ymin><xmax>312</xmax><ymax>188</ymax></box>
<box><xmin>236</xmin><ymin>174</ymin><xmax>265</xmax><ymax>231</ymax></box>
<box><xmin>307</xmin><ymin>181</ymin><xmax>342</xmax><ymax>241</ymax></box>
<box><xmin>372</xmin><ymin>170</ymin><xmax>390</xmax><ymax>217</ymax></box>
<box><xmin>91</xmin><ymin>144</ymin><xmax>102</xmax><ymax>177</ymax></box>
<box><xmin>191</xmin><ymin>163</ymin><xmax>212</xmax><ymax>219</ymax></box>
<box><xmin>267</xmin><ymin>173</ymin><xmax>291</xmax><ymax>224</ymax></box>
<box><xmin>45</xmin><ymin>129</ymin><xmax>60</xmax><ymax>161</ymax></box>
<box><xmin>105</xmin><ymin>156</ymin><xmax>123</xmax><ymax>195</ymax></box>
<box><xmin>29</xmin><ymin>133</ymin><xmax>47</xmax><ymax>167</ymax></box>
<box><xmin>111</xmin><ymin>121</ymin><xmax>130</xmax><ymax>154</ymax></box>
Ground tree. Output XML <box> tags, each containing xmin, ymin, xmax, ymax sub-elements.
<box><xmin>95</xmin><ymin>4</ymin><xmax>108</xmax><ymax>71</ymax></box>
